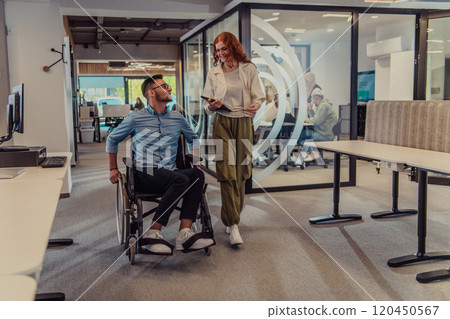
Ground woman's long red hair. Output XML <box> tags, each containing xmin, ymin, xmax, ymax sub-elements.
<box><xmin>213</xmin><ymin>32</ymin><xmax>251</xmax><ymax>66</ymax></box>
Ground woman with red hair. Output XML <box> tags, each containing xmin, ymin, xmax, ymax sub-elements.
<box><xmin>203</xmin><ymin>32</ymin><xmax>265</xmax><ymax>246</ymax></box>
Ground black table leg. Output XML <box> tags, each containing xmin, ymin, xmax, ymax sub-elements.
<box><xmin>416</xmin><ymin>267</ymin><xmax>450</xmax><ymax>283</ymax></box>
<box><xmin>371</xmin><ymin>170</ymin><xmax>417</xmax><ymax>219</ymax></box>
<box><xmin>48</xmin><ymin>238</ymin><xmax>73</xmax><ymax>248</ymax></box>
<box><xmin>388</xmin><ymin>169</ymin><xmax>450</xmax><ymax>267</ymax></box>
<box><xmin>309</xmin><ymin>153</ymin><xmax>362</xmax><ymax>224</ymax></box>
<box><xmin>35</xmin><ymin>292</ymin><xmax>65</xmax><ymax>301</ymax></box>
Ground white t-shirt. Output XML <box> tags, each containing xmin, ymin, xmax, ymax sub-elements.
<box><xmin>222</xmin><ymin>68</ymin><xmax>245</xmax><ymax>118</ymax></box>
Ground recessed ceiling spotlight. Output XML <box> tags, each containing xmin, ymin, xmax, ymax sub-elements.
<box><xmin>193</xmin><ymin>50</ymin><xmax>198</xmax><ymax>53</ymax></box>
<box><xmin>322</xmin><ymin>13</ymin><xmax>352</xmax><ymax>18</ymax></box>
<box><xmin>273</xmin><ymin>12</ymin><xmax>280</xmax><ymax>16</ymax></box>
<box><xmin>371</xmin><ymin>15</ymin><xmax>379</xmax><ymax>19</ymax></box>
<box><xmin>264</xmin><ymin>17</ymin><xmax>279</xmax><ymax>22</ymax></box>
<box><xmin>327</xmin><ymin>28</ymin><xmax>334</xmax><ymax>32</ymax></box>
<box><xmin>258</xmin><ymin>37</ymin><xmax>264</xmax><ymax>41</ymax></box>
<box><xmin>295</xmin><ymin>38</ymin><xmax>301</xmax><ymax>41</ymax></box>
<box><xmin>284</xmin><ymin>28</ymin><xmax>306</xmax><ymax>34</ymax></box>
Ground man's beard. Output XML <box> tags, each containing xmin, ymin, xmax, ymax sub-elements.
<box><xmin>156</xmin><ymin>92</ymin><xmax>172</xmax><ymax>102</ymax></box>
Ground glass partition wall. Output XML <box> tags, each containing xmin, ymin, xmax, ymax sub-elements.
<box><xmin>425</xmin><ymin>16</ymin><xmax>450</xmax><ymax>101</ymax></box>
<box><xmin>181</xmin><ymin>3</ymin><xmax>421</xmax><ymax>192</ymax></box>
<box><xmin>251</xmin><ymin>9</ymin><xmax>351</xmax><ymax>189</ymax></box>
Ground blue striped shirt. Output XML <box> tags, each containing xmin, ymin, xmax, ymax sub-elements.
<box><xmin>106</xmin><ymin>107</ymin><xmax>199</xmax><ymax>171</ymax></box>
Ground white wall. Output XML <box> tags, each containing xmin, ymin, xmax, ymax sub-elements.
<box><xmin>310</xmin><ymin>38</ymin><xmax>351</xmax><ymax>113</ymax></box>
<box><xmin>358</xmin><ymin>34</ymin><xmax>376</xmax><ymax>72</ymax></box>
<box><xmin>372</xmin><ymin>17</ymin><xmax>416</xmax><ymax>100</ymax></box>
<box><xmin>6</xmin><ymin>0</ymin><xmax>71</xmax><ymax>153</ymax></box>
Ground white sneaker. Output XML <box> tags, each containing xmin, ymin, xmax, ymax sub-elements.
<box><xmin>229</xmin><ymin>225</ymin><xmax>243</xmax><ymax>246</ymax></box>
<box><xmin>176</xmin><ymin>228</ymin><xmax>214</xmax><ymax>251</ymax></box>
<box><xmin>225</xmin><ymin>226</ymin><xmax>231</xmax><ymax>234</ymax></box>
<box><xmin>142</xmin><ymin>229</ymin><xmax>172</xmax><ymax>254</ymax></box>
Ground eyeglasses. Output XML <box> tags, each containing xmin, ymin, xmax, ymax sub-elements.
<box><xmin>151</xmin><ymin>83</ymin><xmax>170</xmax><ymax>90</ymax></box>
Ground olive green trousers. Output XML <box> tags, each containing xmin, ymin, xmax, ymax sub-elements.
<box><xmin>212</xmin><ymin>114</ymin><xmax>253</xmax><ymax>226</ymax></box>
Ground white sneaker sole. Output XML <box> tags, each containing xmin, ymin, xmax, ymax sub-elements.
<box><xmin>229</xmin><ymin>239</ymin><xmax>243</xmax><ymax>246</ymax></box>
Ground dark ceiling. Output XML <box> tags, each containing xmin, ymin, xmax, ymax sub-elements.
<box><xmin>66</xmin><ymin>16</ymin><xmax>204</xmax><ymax>47</ymax></box>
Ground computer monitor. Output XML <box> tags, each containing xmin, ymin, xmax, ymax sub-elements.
<box><xmin>0</xmin><ymin>83</ymin><xmax>24</xmax><ymax>145</ymax></box>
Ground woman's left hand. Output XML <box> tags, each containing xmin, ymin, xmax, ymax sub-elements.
<box><xmin>244</xmin><ymin>103</ymin><xmax>260</xmax><ymax>117</ymax></box>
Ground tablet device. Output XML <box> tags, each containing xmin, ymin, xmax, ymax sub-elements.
<box><xmin>201</xmin><ymin>96</ymin><xmax>231</xmax><ymax>112</ymax></box>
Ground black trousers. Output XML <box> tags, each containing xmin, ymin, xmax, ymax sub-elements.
<box><xmin>134</xmin><ymin>168</ymin><xmax>205</xmax><ymax>226</ymax></box>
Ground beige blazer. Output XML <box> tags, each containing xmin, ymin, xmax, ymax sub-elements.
<box><xmin>202</xmin><ymin>62</ymin><xmax>266</xmax><ymax>116</ymax></box>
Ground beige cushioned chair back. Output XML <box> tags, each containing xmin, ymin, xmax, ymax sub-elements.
<box><xmin>365</xmin><ymin>101</ymin><xmax>450</xmax><ymax>153</ymax></box>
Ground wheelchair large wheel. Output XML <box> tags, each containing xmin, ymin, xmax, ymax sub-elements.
<box><xmin>116</xmin><ymin>176</ymin><xmax>127</xmax><ymax>245</ymax></box>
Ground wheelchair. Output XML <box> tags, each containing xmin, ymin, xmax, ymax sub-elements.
<box><xmin>115</xmin><ymin>136</ymin><xmax>214</xmax><ymax>264</ymax></box>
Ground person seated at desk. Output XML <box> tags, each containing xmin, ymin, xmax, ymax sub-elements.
<box><xmin>106</xmin><ymin>74</ymin><xmax>214</xmax><ymax>255</ymax></box>
<box><xmin>305</xmin><ymin>72</ymin><xmax>322</xmax><ymax>107</ymax></box>
<box><xmin>298</xmin><ymin>88</ymin><xmax>337</xmax><ymax>147</ymax></box>
<box><xmin>133</xmin><ymin>97</ymin><xmax>145</xmax><ymax>111</ymax></box>
<box><xmin>262</xmin><ymin>93</ymin><xmax>292</xmax><ymax>123</ymax></box>
<box><xmin>261</xmin><ymin>93</ymin><xmax>295</xmax><ymax>138</ymax></box>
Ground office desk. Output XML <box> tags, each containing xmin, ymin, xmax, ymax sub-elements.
<box><xmin>12</xmin><ymin>152</ymin><xmax>71</xmax><ymax>182</ymax></box>
<box><xmin>0</xmin><ymin>275</ymin><xmax>37</xmax><ymax>301</ymax></box>
<box><xmin>314</xmin><ymin>141</ymin><xmax>450</xmax><ymax>280</ymax></box>
<box><xmin>10</xmin><ymin>152</ymin><xmax>72</xmax><ymax>196</ymax></box>
<box><xmin>0</xmin><ymin>153</ymin><xmax>71</xmax><ymax>276</ymax></box>
<box><xmin>0</xmin><ymin>179</ymin><xmax>63</xmax><ymax>277</ymax></box>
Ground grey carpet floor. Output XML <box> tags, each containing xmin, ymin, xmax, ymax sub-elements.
<box><xmin>37</xmin><ymin>142</ymin><xmax>450</xmax><ymax>301</ymax></box>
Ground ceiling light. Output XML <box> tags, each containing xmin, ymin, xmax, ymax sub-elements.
<box><xmin>164</xmin><ymin>68</ymin><xmax>176</xmax><ymax>71</ymax></box>
<box><xmin>258</xmin><ymin>37</ymin><xmax>264</xmax><ymax>41</ymax></box>
<box><xmin>371</xmin><ymin>15</ymin><xmax>379</xmax><ymax>19</ymax></box>
<box><xmin>295</xmin><ymin>38</ymin><xmax>301</xmax><ymax>42</ymax></box>
<box><xmin>327</xmin><ymin>28</ymin><xmax>334</xmax><ymax>32</ymax></box>
<box><xmin>193</xmin><ymin>50</ymin><xmax>198</xmax><ymax>53</ymax></box>
<box><xmin>427</xmin><ymin>28</ymin><xmax>434</xmax><ymax>32</ymax></box>
<box><xmin>284</xmin><ymin>28</ymin><xmax>306</xmax><ymax>34</ymax></box>
<box><xmin>427</xmin><ymin>50</ymin><xmax>443</xmax><ymax>54</ymax></box>
<box><xmin>264</xmin><ymin>17</ymin><xmax>279</xmax><ymax>22</ymax></box>
<box><xmin>322</xmin><ymin>13</ymin><xmax>352</xmax><ymax>18</ymax></box>
<box><xmin>427</xmin><ymin>40</ymin><xmax>444</xmax><ymax>43</ymax></box>
<box><xmin>273</xmin><ymin>12</ymin><xmax>280</xmax><ymax>16</ymax></box>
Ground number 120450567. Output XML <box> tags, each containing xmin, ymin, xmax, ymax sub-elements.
<box><xmin>373</xmin><ymin>305</ymin><xmax>439</xmax><ymax>316</ymax></box>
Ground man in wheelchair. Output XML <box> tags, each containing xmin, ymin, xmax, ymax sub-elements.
<box><xmin>106</xmin><ymin>75</ymin><xmax>215</xmax><ymax>255</ymax></box>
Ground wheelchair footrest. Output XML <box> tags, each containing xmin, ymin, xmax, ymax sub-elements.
<box><xmin>138</xmin><ymin>237</ymin><xmax>174</xmax><ymax>255</ymax></box>
<box><xmin>181</xmin><ymin>232</ymin><xmax>216</xmax><ymax>253</ymax></box>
